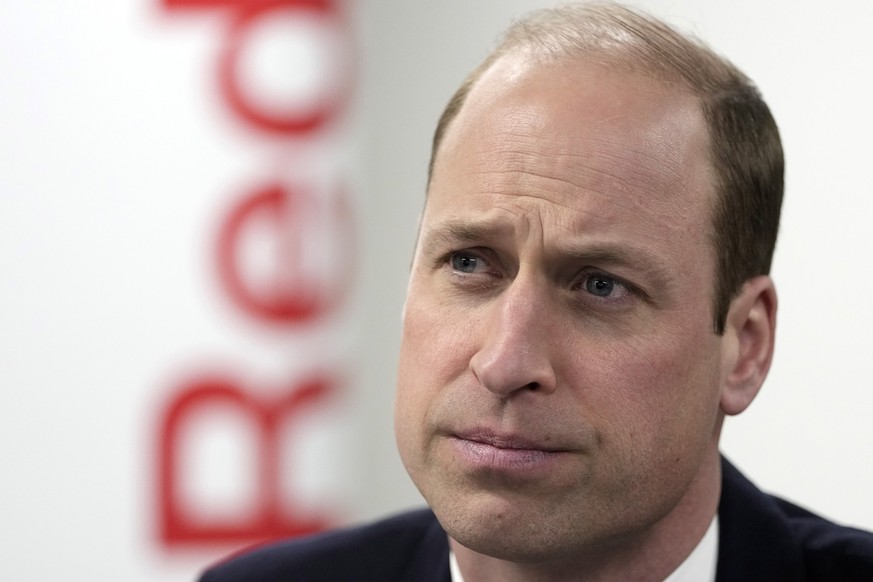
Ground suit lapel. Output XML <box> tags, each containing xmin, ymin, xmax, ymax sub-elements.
<box><xmin>716</xmin><ymin>456</ymin><xmax>807</xmax><ymax>581</ymax></box>
<box><xmin>401</xmin><ymin>513</ymin><xmax>452</xmax><ymax>582</ymax></box>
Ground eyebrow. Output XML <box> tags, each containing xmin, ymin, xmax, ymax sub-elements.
<box><xmin>418</xmin><ymin>219</ymin><xmax>510</xmax><ymax>258</ymax></box>
<box><xmin>559</xmin><ymin>245</ymin><xmax>674</xmax><ymax>293</ymax></box>
<box><xmin>420</xmin><ymin>218</ymin><xmax>675</xmax><ymax>292</ymax></box>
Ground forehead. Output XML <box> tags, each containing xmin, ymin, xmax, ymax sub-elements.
<box><xmin>426</xmin><ymin>53</ymin><xmax>715</xmax><ymax>241</ymax></box>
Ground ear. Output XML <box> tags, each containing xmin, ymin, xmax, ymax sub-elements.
<box><xmin>720</xmin><ymin>275</ymin><xmax>777</xmax><ymax>416</ymax></box>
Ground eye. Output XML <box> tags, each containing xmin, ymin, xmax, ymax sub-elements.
<box><xmin>575</xmin><ymin>271</ymin><xmax>632</xmax><ymax>301</ymax></box>
<box><xmin>451</xmin><ymin>253</ymin><xmax>482</xmax><ymax>273</ymax></box>
<box><xmin>442</xmin><ymin>250</ymin><xmax>503</xmax><ymax>288</ymax></box>
<box><xmin>448</xmin><ymin>250</ymin><xmax>499</xmax><ymax>276</ymax></box>
<box><xmin>586</xmin><ymin>274</ymin><xmax>617</xmax><ymax>297</ymax></box>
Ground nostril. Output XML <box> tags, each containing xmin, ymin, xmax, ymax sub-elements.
<box><xmin>525</xmin><ymin>382</ymin><xmax>540</xmax><ymax>391</ymax></box>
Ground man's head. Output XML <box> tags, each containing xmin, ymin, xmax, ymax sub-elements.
<box><xmin>395</xmin><ymin>2</ymin><xmax>780</xmax><ymax>576</ymax></box>
<box><xmin>429</xmin><ymin>2</ymin><xmax>783</xmax><ymax>334</ymax></box>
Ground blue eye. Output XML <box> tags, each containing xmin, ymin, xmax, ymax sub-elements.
<box><xmin>451</xmin><ymin>253</ymin><xmax>480</xmax><ymax>273</ymax></box>
<box><xmin>586</xmin><ymin>275</ymin><xmax>616</xmax><ymax>297</ymax></box>
<box><xmin>578</xmin><ymin>272</ymin><xmax>633</xmax><ymax>301</ymax></box>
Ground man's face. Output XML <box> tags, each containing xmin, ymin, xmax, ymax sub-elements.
<box><xmin>395</xmin><ymin>54</ymin><xmax>732</xmax><ymax>561</ymax></box>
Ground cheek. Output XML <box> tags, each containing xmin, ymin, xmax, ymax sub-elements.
<box><xmin>399</xmin><ymin>295</ymin><xmax>475</xmax><ymax>387</ymax></box>
<box><xmin>395</xmin><ymin>293</ymin><xmax>477</xmax><ymax>451</ymax></box>
<box><xmin>573</xmin><ymin>328</ymin><xmax>723</xmax><ymax>456</ymax></box>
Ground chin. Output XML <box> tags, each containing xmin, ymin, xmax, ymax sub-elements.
<box><xmin>432</xmin><ymin>489</ymin><xmax>585</xmax><ymax>563</ymax></box>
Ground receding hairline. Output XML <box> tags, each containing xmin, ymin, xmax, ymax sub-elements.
<box><xmin>493</xmin><ymin>2</ymin><xmax>745</xmax><ymax>92</ymax></box>
<box><xmin>428</xmin><ymin>2</ymin><xmax>752</xmax><ymax>186</ymax></box>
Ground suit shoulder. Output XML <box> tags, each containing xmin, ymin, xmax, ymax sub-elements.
<box><xmin>774</xmin><ymin>496</ymin><xmax>873</xmax><ymax>580</ymax></box>
<box><xmin>718</xmin><ymin>456</ymin><xmax>873</xmax><ymax>581</ymax></box>
<box><xmin>199</xmin><ymin>509</ymin><xmax>446</xmax><ymax>582</ymax></box>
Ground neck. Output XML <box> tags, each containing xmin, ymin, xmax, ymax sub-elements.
<box><xmin>450</xmin><ymin>451</ymin><xmax>722</xmax><ymax>582</ymax></box>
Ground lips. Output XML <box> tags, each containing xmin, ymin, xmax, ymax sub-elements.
<box><xmin>449</xmin><ymin>429</ymin><xmax>568</xmax><ymax>473</ymax></box>
<box><xmin>453</xmin><ymin>429</ymin><xmax>562</xmax><ymax>452</ymax></box>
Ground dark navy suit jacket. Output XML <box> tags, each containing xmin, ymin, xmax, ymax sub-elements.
<box><xmin>200</xmin><ymin>458</ymin><xmax>873</xmax><ymax>581</ymax></box>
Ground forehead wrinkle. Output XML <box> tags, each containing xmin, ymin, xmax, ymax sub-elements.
<box><xmin>469</xmin><ymin>165</ymin><xmax>687</xmax><ymax>234</ymax></box>
<box><xmin>572</xmin><ymin>160</ymin><xmax>692</xmax><ymax>223</ymax></box>
<box><xmin>468</xmin><ymin>128</ymin><xmax>698</xmax><ymax>226</ymax></box>
<box><xmin>475</xmin><ymin>170</ymin><xmax>591</xmax><ymax>217</ymax></box>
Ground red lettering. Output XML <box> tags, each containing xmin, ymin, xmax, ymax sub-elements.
<box><xmin>158</xmin><ymin>377</ymin><xmax>335</xmax><ymax>545</ymax></box>
<box><xmin>155</xmin><ymin>0</ymin><xmax>355</xmax><ymax>549</ymax></box>
<box><xmin>216</xmin><ymin>180</ymin><xmax>354</xmax><ymax>324</ymax></box>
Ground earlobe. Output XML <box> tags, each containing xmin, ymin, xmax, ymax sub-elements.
<box><xmin>720</xmin><ymin>276</ymin><xmax>777</xmax><ymax>416</ymax></box>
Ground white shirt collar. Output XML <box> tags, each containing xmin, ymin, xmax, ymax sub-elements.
<box><xmin>449</xmin><ymin>514</ymin><xmax>719</xmax><ymax>582</ymax></box>
<box><xmin>663</xmin><ymin>514</ymin><xmax>719</xmax><ymax>582</ymax></box>
<box><xmin>449</xmin><ymin>549</ymin><xmax>464</xmax><ymax>582</ymax></box>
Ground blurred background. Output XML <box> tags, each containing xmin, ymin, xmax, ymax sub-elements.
<box><xmin>1</xmin><ymin>0</ymin><xmax>872</xmax><ymax>579</ymax></box>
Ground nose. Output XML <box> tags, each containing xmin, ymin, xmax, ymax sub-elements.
<box><xmin>469</xmin><ymin>277</ymin><xmax>557</xmax><ymax>398</ymax></box>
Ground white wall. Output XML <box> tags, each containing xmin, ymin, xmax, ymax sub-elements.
<box><xmin>0</xmin><ymin>1</ymin><xmax>870</xmax><ymax>580</ymax></box>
